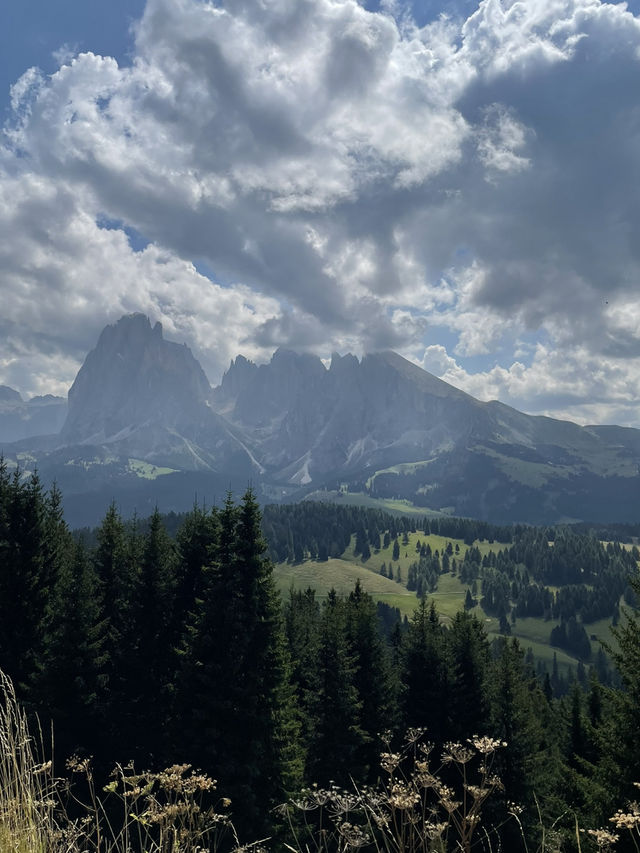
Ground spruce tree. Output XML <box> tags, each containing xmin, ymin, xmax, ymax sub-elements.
<box><xmin>173</xmin><ymin>504</ymin><xmax>220</xmax><ymax>646</ymax></box>
<box><xmin>284</xmin><ymin>587</ymin><xmax>322</xmax><ymax>750</ymax></box>
<box><xmin>124</xmin><ymin>507</ymin><xmax>177</xmax><ymax>762</ymax></box>
<box><xmin>401</xmin><ymin>599</ymin><xmax>450</xmax><ymax>744</ymax></box>
<box><xmin>92</xmin><ymin>503</ymin><xmax>130</xmax><ymax>734</ymax></box>
<box><xmin>447</xmin><ymin>610</ymin><xmax>491</xmax><ymax>741</ymax></box>
<box><xmin>307</xmin><ymin>589</ymin><xmax>366</xmax><ymax>786</ymax></box>
<box><xmin>600</xmin><ymin>568</ymin><xmax>640</xmax><ymax>807</ymax></box>
<box><xmin>0</xmin><ymin>471</ymin><xmax>50</xmax><ymax>696</ymax></box>
<box><xmin>176</xmin><ymin>490</ymin><xmax>301</xmax><ymax>840</ymax></box>
<box><xmin>345</xmin><ymin>581</ymin><xmax>398</xmax><ymax>779</ymax></box>
<box><xmin>488</xmin><ymin>638</ymin><xmax>562</xmax><ymax>843</ymax></box>
<box><xmin>39</xmin><ymin>538</ymin><xmax>105</xmax><ymax>757</ymax></box>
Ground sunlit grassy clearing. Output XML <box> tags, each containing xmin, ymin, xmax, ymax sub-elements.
<box><xmin>274</xmin><ymin>558</ymin><xmax>413</xmax><ymax>601</ymax></box>
<box><xmin>127</xmin><ymin>458</ymin><xmax>177</xmax><ymax>479</ymax></box>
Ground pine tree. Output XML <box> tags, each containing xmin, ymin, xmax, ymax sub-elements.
<box><xmin>284</xmin><ymin>587</ymin><xmax>321</xmax><ymax>750</ymax></box>
<box><xmin>173</xmin><ymin>504</ymin><xmax>220</xmax><ymax>638</ymax></box>
<box><xmin>124</xmin><ymin>507</ymin><xmax>177</xmax><ymax>762</ymax></box>
<box><xmin>392</xmin><ymin>538</ymin><xmax>400</xmax><ymax>561</ymax></box>
<box><xmin>307</xmin><ymin>589</ymin><xmax>366</xmax><ymax>786</ymax></box>
<box><xmin>600</xmin><ymin>568</ymin><xmax>640</xmax><ymax>806</ymax></box>
<box><xmin>447</xmin><ymin>610</ymin><xmax>490</xmax><ymax>741</ymax></box>
<box><xmin>230</xmin><ymin>488</ymin><xmax>302</xmax><ymax>829</ymax></box>
<box><xmin>0</xmin><ymin>471</ymin><xmax>50</xmax><ymax>696</ymax></box>
<box><xmin>488</xmin><ymin>638</ymin><xmax>562</xmax><ymax>844</ymax></box>
<box><xmin>401</xmin><ymin>599</ymin><xmax>450</xmax><ymax>744</ymax></box>
<box><xmin>39</xmin><ymin>538</ymin><xmax>105</xmax><ymax>757</ymax></box>
<box><xmin>345</xmin><ymin>581</ymin><xmax>398</xmax><ymax>779</ymax></box>
<box><xmin>92</xmin><ymin>504</ymin><xmax>130</xmax><ymax>721</ymax></box>
<box><xmin>176</xmin><ymin>490</ymin><xmax>302</xmax><ymax>840</ymax></box>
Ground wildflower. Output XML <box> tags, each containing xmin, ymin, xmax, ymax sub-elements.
<box><xmin>587</xmin><ymin>828</ymin><xmax>619</xmax><ymax>850</ymax></box>
<box><xmin>380</xmin><ymin>752</ymin><xmax>401</xmax><ymax>773</ymax></box>
<box><xmin>442</xmin><ymin>742</ymin><xmax>474</xmax><ymax>764</ymax></box>
<box><xmin>464</xmin><ymin>784</ymin><xmax>487</xmax><ymax>801</ymax></box>
<box><xmin>388</xmin><ymin>782</ymin><xmax>420</xmax><ymax>810</ymax></box>
<box><xmin>338</xmin><ymin>822</ymin><xmax>370</xmax><ymax>847</ymax></box>
<box><xmin>425</xmin><ymin>821</ymin><xmax>448</xmax><ymax>840</ymax></box>
<box><xmin>405</xmin><ymin>727</ymin><xmax>427</xmax><ymax>744</ymax></box>
<box><xmin>470</xmin><ymin>736</ymin><xmax>506</xmax><ymax>754</ymax></box>
<box><xmin>610</xmin><ymin>802</ymin><xmax>640</xmax><ymax>831</ymax></box>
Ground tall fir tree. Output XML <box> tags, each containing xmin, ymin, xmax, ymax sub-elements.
<box><xmin>284</xmin><ymin>587</ymin><xmax>322</xmax><ymax>752</ymax></box>
<box><xmin>447</xmin><ymin>610</ymin><xmax>491</xmax><ymax>740</ymax></box>
<box><xmin>91</xmin><ymin>503</ymin><xmax>130</xmax><ymax>743</ymax></box>
<box><xmin>401</xmin><ymin>598</ymin><xmax>450</xmax><ymax>744</ymax></box>
<box><xmin>123</xmin><ymin>507</ymin><xmax>177</xmax><ymax>763</ymax></box>
<box><xmin>600</xmin><ymin>568</ymin><xmax>640</xmax><ymax>811</ymax></box>
<box><xmin>176</xmin><ymin>490</ymin><xmax>302</xmax><ymax>840</ymax></box>
<box><xmin>488</xmin><ymin>638</ymin><xmax>563</xmax><ymax>845</ymax></box>
<box><xmin>173</xmin><ymin>503</ymin><xmax>220</xmax><ymax>637</ymax></box>
<box><xmin>39</xmin><ymin>538</ymin><xmax>105</xmax><ymax>758</ymax></box>
<box><xmin>0</xmin><ymin>471</ymin><xmax>51</xmax><ymax>697</ymax></box>
<box><xmin>345</xmin><ymin>580</ymin><xmax>398</xmax><ymax>779</ymax></box>
<box><xmin>307</xmin><ymin>589</ymin><xmax>366</xmax><ymax>786</ymax></box>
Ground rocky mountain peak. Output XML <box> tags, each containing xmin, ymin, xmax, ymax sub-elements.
<box><xmin>215</xmin><ymin>354</ymin><xmax>259</xmax><ymax>408</ymax></box>
<box><xmin>329</xmin><ymin>351</ymin><xmax>359</xmax><ymax>375</ymax></box>
<box><xmin>62</xmin><ymin>314</ymin><xmax>212</xmax><ymax>443</ymax></box>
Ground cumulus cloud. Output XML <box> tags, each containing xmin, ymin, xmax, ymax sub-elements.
<box><xmin>1</xmin><ymin>0</ymin><xmax>640</xmax><ymax>425</ymax></box>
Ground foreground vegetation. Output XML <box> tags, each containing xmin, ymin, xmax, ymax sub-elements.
<box><xmin>1</xmin><ymin>462</ymin><xmax>640</xmax><ymax>850</ymax></box>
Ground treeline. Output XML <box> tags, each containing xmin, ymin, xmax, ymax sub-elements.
<box><xmin>2</xmin><ymin>465</ymin><xmax>640</xmax><ymax>848</ymax></box>
<box><xmin>262</xmin><ymin>501</ymin><xmax>513</xmax><ymax>562</ymax></box>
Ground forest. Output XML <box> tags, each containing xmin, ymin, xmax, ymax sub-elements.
<box><xmin>0</xmin><ymin>460</ymin><xmax>639</xmax><ymax>851</ymax></box>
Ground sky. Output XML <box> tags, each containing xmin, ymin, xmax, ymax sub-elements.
<box><xmin>2</xmin><ymin>0</ymin><xmax>640</xmax><ymax>427</ymax></box>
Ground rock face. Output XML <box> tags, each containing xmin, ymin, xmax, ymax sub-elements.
<box><xmin>213</xmin><ymin>348</ymin><xmax>489</xmax><ymax>476</ymax></box>
<box><xmin>62</xmin><ymin>314</ymin><xmax>212</xmax><ymax>444</ymax></box>
<box><xmin>213</xmin><ymin>348</ymin><xmax>640</xmax><ymax>522</ymax></box>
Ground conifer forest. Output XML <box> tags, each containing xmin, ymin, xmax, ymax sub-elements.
<box><xmin>1</xmin><ymin>460</ymin><xmax>640</xmax><ymax>851</ymax></box>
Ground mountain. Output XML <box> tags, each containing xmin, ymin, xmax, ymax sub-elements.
<box><xmin>0</xmin><ymin>386</ymin><xmax>67</xmax><ymax>443</ymax></box>
<box><xmin>213</xmin><ymin>348</ymin><xmax>640</xmax><ymax>523</ymax></box>
<box><xmin>62</xmin><ymin>313</ymin><xmax>211</xmax><ymax>444</ymax></box>
<box><xmin>1</xmin><ymin>314</ymin><xmax>639</xmax><ymax>526</ymax></box>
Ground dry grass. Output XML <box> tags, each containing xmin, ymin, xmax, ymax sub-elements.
<box><xmin>0</xmin><ymin>670</ymin><xmax>637</xmax><ymax>853</ymax></box>
<box><xmin>0</xmin><ymin>671</ymin><xmax>237</xmax><ymax>853</ymax></box>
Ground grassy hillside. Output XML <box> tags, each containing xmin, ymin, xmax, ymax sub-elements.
<box><xmin>274</xmin><ymin>527</ymin><xmax>626</xmax><ymax>679</ymax></box>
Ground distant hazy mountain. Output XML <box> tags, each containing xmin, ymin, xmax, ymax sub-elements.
<box><xmin>0</xmin><ymin>385</ymin><xmax>67</xmax><ymax>443</ymax></box>
<box><xmin>2</xmin><ymin>314</ymin><xmax>639</xmax><ymax>526</ymax></box>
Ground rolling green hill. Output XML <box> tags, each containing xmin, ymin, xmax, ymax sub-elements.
<box><xmin>274</xmin><ymin>526</ymin><xmax>634</xmax><ymax>680</ymax></box>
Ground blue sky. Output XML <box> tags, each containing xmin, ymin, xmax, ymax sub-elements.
<box><xmin>2</xmin><ymin>0</ymin><xmax>640</xmax><ymax>427</ymax></box>
<box><xmin>0</xmin><ymin>1</ymin><xmax>145</xmax><ymax>118</ymax></box>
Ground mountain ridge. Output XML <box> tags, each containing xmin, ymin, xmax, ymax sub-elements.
<box><xmin>1</xmin><ymin>314</ymin><xmax>639</xmax><ymax>527</ymax></box>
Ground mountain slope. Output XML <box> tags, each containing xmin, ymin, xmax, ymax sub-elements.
<box><xmin>213</xmin><ymin>347</ymin><xmax>640</xmax><ymax>523</ymax></box>
<box><xmin>2</xmin><ymin>315</ymin><xmax>639</xmax><ymax>526</ymax></box>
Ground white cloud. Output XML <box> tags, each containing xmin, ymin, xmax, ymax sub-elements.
<box><xmin>415</xmin><ymin>341</ymin><xmax>640</xmax><ymax>427</ymax></box>
<box><xmin>1</xmin><ymin>0</ymin><xmax>640</xmax><ymax>426</ymax></box>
